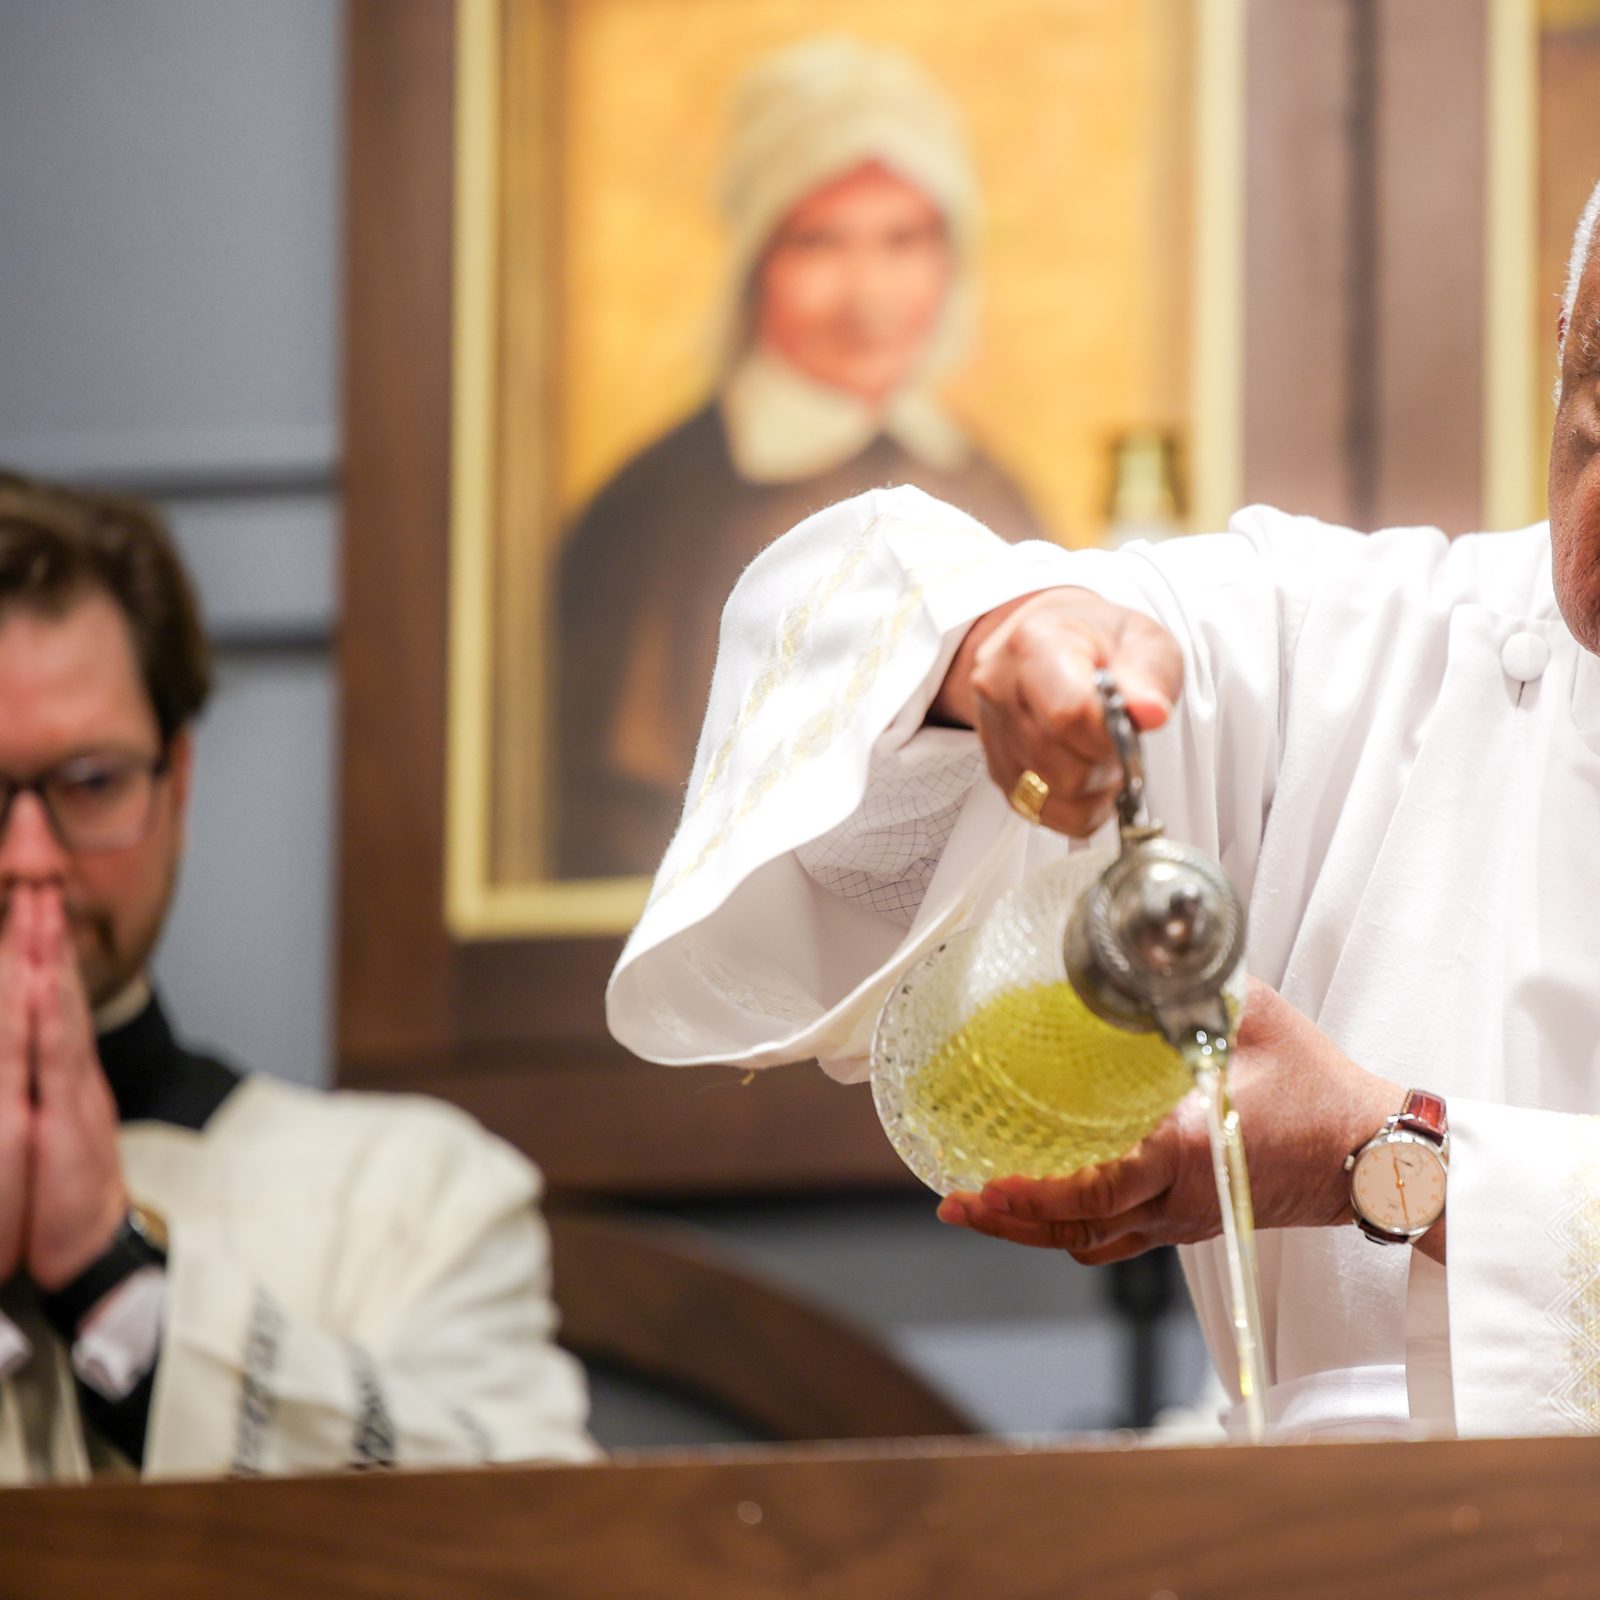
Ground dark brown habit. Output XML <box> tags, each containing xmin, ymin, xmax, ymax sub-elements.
<box><xmin>554</xmin><ymin>402</ymin><xmax>1045</xmax><ymax>878</ymax></box>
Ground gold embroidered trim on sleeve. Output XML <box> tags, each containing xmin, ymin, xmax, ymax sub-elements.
<box><xmin>647</xmin><ymin>507</ymin><xmax>1002</xmax><ymax>907</ymax></box>
<box><xmin>1545</xmin><ymin>1131</ymin><xmax>1600</xmax><ymax>1432</ymax></box>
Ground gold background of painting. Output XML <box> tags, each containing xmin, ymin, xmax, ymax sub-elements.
<box><xmin>491</xmin><ymin>0</ymin><xmax>1199</xmax><ymax>901</ymax></box>
<box><xmin>556</xmin><ymin>0</ymin><xmax>1195</xmax><ymax>546</ymax></box>
<box><xmin>449</xmin><ymin>0</ymin><xmax>1245</xmax><ymax>935</ymax></box>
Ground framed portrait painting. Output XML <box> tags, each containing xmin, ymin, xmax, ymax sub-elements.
<box><xmin>445</xmin><ymin>0</ymin><xmax>1246</xmax><ymax>939</ymax></box>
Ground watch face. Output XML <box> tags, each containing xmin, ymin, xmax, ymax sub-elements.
<box><xmin>1352</xmin><ymin>1135</ymin><xmax>1446</xmax><ymax>1236</ymax></box>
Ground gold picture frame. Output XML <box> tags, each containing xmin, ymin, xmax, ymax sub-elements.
<box><xmin>1484</xmin><ymin>0</ymin><xmax>1600</xmax><ymax>533</ymax></box>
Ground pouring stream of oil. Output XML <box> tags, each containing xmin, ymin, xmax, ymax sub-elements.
<box><xmin>1179</xmin><ymin>1028</ymin><xmax>1268</xmax><ymax>1441</ymax></box>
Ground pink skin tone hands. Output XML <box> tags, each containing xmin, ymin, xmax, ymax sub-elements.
<box><xmin>930</xmin><ymin>587</ymin><xmax>1441</xmax><ymax>1264</ymax></box>
<box><xmin>930</xmin><ymin>586</ymin><xmax>1182</xmax><ymax>837</ymax></box>
<box><xmin>0</xmin><ymin>882</ymin><xmax>127</xmax><ymax>1293</ymax></box>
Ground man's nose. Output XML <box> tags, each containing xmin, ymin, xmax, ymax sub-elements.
<box><xmin>0</xmin><ymin>790</ymin><xmax>70</xmax><ymax>885</ymax></box>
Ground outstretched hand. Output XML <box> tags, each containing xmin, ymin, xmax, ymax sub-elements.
<box><xmin>936</xmin><ymin>980</ymin><xmax>1403</xmax><ymax>1264</ymax></box>
<box><xmin>932</xmin><ymin>586</ymin><xmax>1184</xmax><ymax>837</ymax></box>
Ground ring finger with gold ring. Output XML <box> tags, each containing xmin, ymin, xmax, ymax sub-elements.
<box><xmin>1008</xmin><ymin>768</ymin><xmax>1050</xmax><ymax>825</ymax></box>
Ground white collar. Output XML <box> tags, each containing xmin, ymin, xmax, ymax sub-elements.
<box><xmin>719</xmin><ymin>346</ymin><xmax>970</xmax><ymax>484</ymax></box>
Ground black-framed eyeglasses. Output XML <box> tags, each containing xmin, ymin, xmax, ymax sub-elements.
<box><xmin>0</xmin><ymin>750</ymin><xmax>172</xmax><ymax>853</ymax></box>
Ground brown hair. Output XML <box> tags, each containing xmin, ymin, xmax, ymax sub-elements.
<box><xmin>0</xmin><ymin>471</ymin><xmax>212</xmax><ymax>743</ymax></box>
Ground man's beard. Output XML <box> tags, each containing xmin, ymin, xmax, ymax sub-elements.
<box><xmin>71</xmin><ymin>902</ymin><xmax>144</xmax><ymax>1009</ymax></box>
<box><xmin>0</xmin><ymin>894</ymin><xmax>163</xmax><ymax>1012</ymax></box>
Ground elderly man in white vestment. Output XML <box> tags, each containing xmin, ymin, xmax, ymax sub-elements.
<box><xmin>0</xmin><ymin>474</ymin><xmax>593</xmax><ymax>1481</ymax></box>
<box><xmin>610</xmin><ymin>181</ymin><xmax>1600</xmax><ymax>1439</ymax></box>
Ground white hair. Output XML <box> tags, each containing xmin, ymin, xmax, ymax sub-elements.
<box><xmin>1558</xmin><ymin>179</ymin><xmax>1600</xmax><ymax>401</ymax></box>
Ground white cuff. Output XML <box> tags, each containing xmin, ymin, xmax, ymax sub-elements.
<box><xmin>794</xmin><ymin>730</ymin><xmax>981</xmax><ymax>927</ymax></box>
<box><xmin>1404</xmin><ymin>1246</ymin><xmax>1455</xmax><ymax>1435</ymax></box>
<box><xmin>0</xmin><ymin>1310</ymin><xmax>31</xmax><ymax>1382</ymax></box>
<box><xmin>73</xmin><ymin>1265</ymin><xmax>167</xmax><ymax>1401</ymax></box>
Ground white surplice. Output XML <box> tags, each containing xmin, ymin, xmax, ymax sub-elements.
<box><xmin>0</xmin><ymin>1078</ymin><xmax>596</xmax><ymax>1481</ymax></box>
<box><xmin>611</xmin><ymin>484</ymin><xmax>1600</xmax><ymax>1440</ymax></box>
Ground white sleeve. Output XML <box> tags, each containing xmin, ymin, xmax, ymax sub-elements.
<box><xmin>608</xmin><ymin>488</ymin><xmax>1343</xmax><ymax>1078</ymax></box>
<box><xmin>793</xmin><ymin>731</ymin><xmax>982</xmax><ymax>928</ymax></box>
<box><xmin>1439</xmin><ymin>1099</ymin><xmax>1600</xmax><ymax>1437</ymax></box>
<box><xmin>606</xmin><ymin>485</ymin><xmax>1087</xmax><ymax>1075</ymax></box>
<box><xmin>74</xmin><ymin>1266</ymin><xmax>166</xmax><ymax>1400</ymax></box>
<box><xmin>141</xmin><ymin>1126</ymin><xmax>595</xmax><ymax>1479</ymax></box>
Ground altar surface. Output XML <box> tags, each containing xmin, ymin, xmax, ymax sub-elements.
<box><xmin>1</xmin><ymin>1432</ymin><xmax>1590</xmax><ymax>1599</ymax></box>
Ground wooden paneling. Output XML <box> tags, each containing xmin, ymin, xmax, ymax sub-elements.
<box><xmin>340</xmin><ymin>0</ymin><xmax>458</xmax><ymax>1063</ymax></box>
<box><xmin>3</xmin><ymin>1433</ymin><xmax>1597</xmax><ymax>1599</ymax></box>
<box><xmin>1243</xmin><ymin>0</ymin><xmax>1489</xmax><ymax>533</ymax></box>
<box><xmin>1243</xmin><ymin>0</ymin><xmax>1357</xmax><ymax>526</ymax></box>
<box><xmin>1372</xmin><ymin>0</ymin><xmax>1486</xmax><ymax>534</ymax></box>
<box><xmin>341</xmin><ymin>1049</ymin><xmax>913</xmax><ymax>1196</ymax></box>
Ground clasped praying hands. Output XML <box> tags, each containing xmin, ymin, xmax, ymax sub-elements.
<box><xmin>0</xmin><ymin>884</ymin><xmax>128</xmax><ymax>1294</ymax></box>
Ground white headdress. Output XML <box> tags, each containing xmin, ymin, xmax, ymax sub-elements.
<box><xmin>711</xmin><ymin>35</ymin><xmax>980</xmax><ymax>382</ymax></box>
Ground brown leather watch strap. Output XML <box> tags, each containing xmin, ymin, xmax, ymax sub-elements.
<box><xmin>1395</xmin><ymin>1089</ymin><xmax>1447</xmax><ymax>1145</ymax></box>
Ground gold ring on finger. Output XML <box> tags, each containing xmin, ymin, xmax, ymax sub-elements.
<box><xmin>1008</xmin><ymin>768</ymin><xmax>1050</xmax><ymax>825</ymax></box>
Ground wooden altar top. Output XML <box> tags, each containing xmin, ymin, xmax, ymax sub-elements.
<box><xmin>1</xmin><ymin>1430</ymin><xmax>1591</xmax><ymax>1600</ymax></box>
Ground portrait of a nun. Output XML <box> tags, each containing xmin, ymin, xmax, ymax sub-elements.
<box><xmin>555</xmin><ymin>36</ymin><xmax>1045</xmax><ymax>879</ymax></box>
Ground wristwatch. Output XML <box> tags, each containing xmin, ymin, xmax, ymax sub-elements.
<box><xmin>39</xmin><ymin>1202</ymin><xmax>169</xmax><ymax>1338</ymax></box>
<box><xmin>1344</xmin><ymin>1090</ymin><xmax>1449</xmax><ymax>1245</ymax></box>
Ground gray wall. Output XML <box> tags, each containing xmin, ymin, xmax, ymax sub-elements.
<box><xmin>0</xmin><ymin>0</ymin><xmax>340</xmax><ymax>1086</ymax></box>
<box><xmin>0</xmin><ymin>0</ymin><xmax>1211</xmax><ymax>1447</ymax></box>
